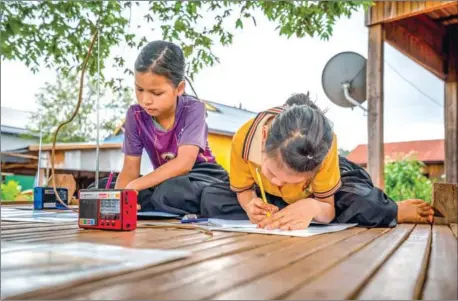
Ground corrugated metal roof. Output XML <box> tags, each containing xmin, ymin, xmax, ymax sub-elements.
<box><xmin>347</xmin><ymin>139</ymin><xmax>445</xmax><ymax>165</ymax></box>
<box><xmin>105</xmin><ymin>100</ymin><xmax>257</xmax><ymax>142</ymax></box>
<box><xmin>1</xmin><ymin>107</ymin><xmax>33</xmax><ymax>132</ymax></box>
<box><xmin>1</xmin><ymin>125</ymin><xmax>31</xmax><ymax>135</ymax></box>
<box><xmin>206</xmin><ymin>100</ymin><xmax>257</xmax><ymax>135</ymax></box>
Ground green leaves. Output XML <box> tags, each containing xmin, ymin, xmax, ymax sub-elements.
<box><xmin>1</xmin><ymin>1</ymin><xmax>369</xmax><ymax>95</ymax></box>
<box><xmin>1</xmin><ymin>180</ymin><xmax>21</xmax><ymax>201</ymax></box>
<box><xmin>235</xmin><ymin>18</ymin><xmax>243</xmax><ymax>29</ymax></box>
<box><xmin>26</xmin><ymin>72</ymin><xmax>133</xmax><ymax>143</ymax></box>
<box><xmin>384</xmin><ymin>156</ymin><xmax>434</xmax><ymax>203</ymax></box>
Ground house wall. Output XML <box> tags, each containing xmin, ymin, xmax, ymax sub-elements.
<box><xmin>351</xmin><ymin>161</ymin><xmax>444</xmax><ymax>181</ymax></box>
<box><xmin>37</xmin><ymin>134</ymin><xmax>233</xmax><ymax>176</ymax></box>
<box><xmin>208</xmin><ymin>133</ymin><xmax>232</xmax><ymax>171</ymax></box>
<box><xmin>426</xmin><ymin>163</ymin><xmax>445</xmax><ymax>181</ymax></box>
<box><xmin>1</xmin><ymin>134</ymin><xmax>37</xmax><ymax>151</ymax></box>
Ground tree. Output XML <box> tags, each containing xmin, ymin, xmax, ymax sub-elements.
<box><xmin>338</xmin><ymin>148</ymin><xmax>350</xmax><ymax>157</ymax></box>
<box><xmin>384</xmin><ymin>156</ymin><xmax>433</xmax><ymax>203</ymax></box>
<box><xmin>26</xmin><ymin>73</ymin><xmax>133</xmax><ymax>143</ymax></box>
<box><xmin>1</xmin><ymin>1</ymin><xmax>372</xmax><ymax>93</ymax></box>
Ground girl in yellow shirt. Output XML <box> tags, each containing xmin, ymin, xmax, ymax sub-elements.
<box><xmin>201</xmin><ymin>93</ymin><xmax>434</xmax><ymax>230</ymax></box>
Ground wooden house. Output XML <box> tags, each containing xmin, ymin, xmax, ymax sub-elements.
<box><xmin>365</xmin><ymin>1</ymin><xmax>457</xmax><ymax>188</ymax></box>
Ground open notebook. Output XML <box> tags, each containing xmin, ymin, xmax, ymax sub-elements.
<box><xmin>208</xmin><ymin>218</ymin><xmax>330</xmax><ymax>228</ymax></box>
<box><xmin>207</xmin><ymin>218</ymin><xmax>358</xmax><ymax>238</ymax></box>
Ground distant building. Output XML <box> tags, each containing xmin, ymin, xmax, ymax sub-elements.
<box><xmin>347</xmin><ymin>139</ymin><xmax>445</xmax><ymax>180</ymax></box>
<box><xmin>1</xmin><ymin>107</ymin><xmax>39</xmax><ymax>190</ymax></box>
<box><xmin>1</xmin><ymin>107</ymin><xmax>38</xmax><ymax>151</ymax></box>
<box><xmin>104</xmin><ymin>100</ymin><xmax>257</xmax><ymax>171</ymax></box>
<box><xmin>4</xmin><ymin>101</ymin><xmax>257</xmax><ymax>194</ymax></box>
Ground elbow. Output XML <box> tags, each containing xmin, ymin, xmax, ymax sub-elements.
<box><xmin>181</xmin><ymin>166</ymin><xmax>193</xmax><ymax>175</ymax></box>
<box><xmin>322</xmin><ymin>207</ymin><xmax>336</xmax><ymax>224</ymax></box>
<box><xmin>178</xmin><ymin>159</ymin><xmax>194</xmax><ymax>175</ymax></box>
<box><xmin>321</xmin><ymin>214</ymin><xmax>335</xmax><ymax>224</ymax></box>
<box><xmin>313</xmin><ymin>199</ymin><xmax>335</xmax><ymax>224</ymax></box>
<box><xmin>314</xmin><ymin>214</ymin><xmax>334</xmax><ymax>225</ymax></box>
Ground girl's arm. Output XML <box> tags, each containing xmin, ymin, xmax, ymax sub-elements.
<box><xmin>258</xmin><ymin>195</ymin><xmax>335</xmax><ymax>229</ymax></box>
<box><xmin>115</xmin><ymin>155</ymin><xmax>141</xmax><ymax>189</ymax></box>
<box><xmin>237</xmin><ymin>190</ymin><xmax>280</xmax><ymax>223</ymax></box>
<box><xmin>309</xmin><ymin>195</ymin><xmax>336</xmax><ymax>224</ymax></box>
<box><xmin>125</xmin><ymin>100</ymin><xmax>206</xmax><ymax>191</ymax></box>
<box><xmin>236</xmin><ymin>189</ymin><xmax>257</xmax><ymax>211</ymax></box>
<box><xmin>125</xmin><ymin>145</ymin><xmax>199</xmax><ymax>191</ymax></box>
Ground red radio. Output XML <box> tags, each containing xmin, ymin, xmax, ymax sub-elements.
<box><xmin>78</xmin><ymin>189</ymin><xmax>137</xmax><ymax>231</ymax></box>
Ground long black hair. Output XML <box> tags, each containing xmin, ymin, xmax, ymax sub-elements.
<box><xmin>265</xmin><ymin>93</ymin><xmax>333</xmax><ymax>172</ymax></box>
<box><xmin>134</xmin><ymin>40</ymin><xmax>205</xmax><ymax>113</ymax></box>
<box><xmin>134</xmin><ymin>40</ymin><xmax>185</xmax><ymax>87</ymax></box>
<box><xmin>285</xmin><ymin>91</ymin><xmax>324</xmax><ymax>112</ymax></box>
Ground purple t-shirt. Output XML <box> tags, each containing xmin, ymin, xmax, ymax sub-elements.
<box><xmin>122</xmin><ymin>95</ymin><xmax>216</xmax><ymax>169</ymax></box>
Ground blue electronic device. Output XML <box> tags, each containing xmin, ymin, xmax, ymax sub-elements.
<box><xmin>33</xmin><ymin>187</ymin><xmax>69</xmax><ymax>210</ymax></box>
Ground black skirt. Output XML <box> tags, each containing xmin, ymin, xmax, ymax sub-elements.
<box><xmin>89</xmin><ymin>162</ymin><xmax>229</xmax><ymax>216</ymax></box>
<box><xmin>136</xmin><ymin>162</ymin><xmax>229</xmax><ymax>215</ymax></box>
<box><xmin>200</xmin><ymin>156</ymin><xmax>398</xmax><ymax>228</ymax></box>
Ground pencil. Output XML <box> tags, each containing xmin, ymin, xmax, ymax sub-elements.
<box><xmin>255</xmin><ymin>168</ymin><xmax>271</xmax><ymax>217</ymax></box>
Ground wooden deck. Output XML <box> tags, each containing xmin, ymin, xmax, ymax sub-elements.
<box><xmin>1</xmin><ymin>206</ymin><xmax>457</xmax><ymax>300</ymax></box>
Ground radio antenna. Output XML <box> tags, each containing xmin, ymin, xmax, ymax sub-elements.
<box><xmin>94</xmin><ymin>21</ymin><xmax>101</xmax><ymax>188</ymax></box>
<box><xmin>35</xmin><ymin>111</ymin><xmax>43</xmax><ymax>187</ymax></box>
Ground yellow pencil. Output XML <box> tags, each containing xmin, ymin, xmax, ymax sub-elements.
<box><xmin>255</xmin><ymin>168</ymin><xmax>271</xmax><ymax>217</ymax></box>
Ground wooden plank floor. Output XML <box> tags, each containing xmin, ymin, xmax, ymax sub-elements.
<box><xmin>1</xmin><ymin>208</ymin><xmax>457</xmax><ymax>300</ymax></box>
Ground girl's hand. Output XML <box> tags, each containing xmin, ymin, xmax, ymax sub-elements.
<box><xmin>245</xmin><ymin>198</ymin><xmax>279</xmax><ymax>223</ymax></box>
<box><xmin>258</xmin><ymin>198</ymin><xmax>320</xmax><ymax>230</ymax></box>
<box><xmin>125</xmin><ymin>180</ymin><xmax>138</xmax><ymax>190</ymax></box>
<box><xmin>124</xmin><ymin>182</ymin><xmax>140</xmax><ymax>210</ymax></box>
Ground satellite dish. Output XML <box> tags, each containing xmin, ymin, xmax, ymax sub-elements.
<box><xmin>321</xmin><ymin>51</ymin><xmax>367</xmax><ymax>113</ymax></box>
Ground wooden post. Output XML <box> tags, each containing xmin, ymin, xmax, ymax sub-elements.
<box><xmin>367</xmin><ymin>24</ymin><xmax>385</xmax><ymax>189</ymax></box>
<box><xmin>445</xmin><ymin>24</ymin><xmax>458</xmax><ymax>184</ymax></box>
<box><xmin>432</xmin><ymin>183</ymin><xmax>457</xmax><ymax>225</ymax></box>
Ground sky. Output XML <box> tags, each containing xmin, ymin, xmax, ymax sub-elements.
<box><xmin>0</xmin><ymin>6</ymin><xmax>444</xmax><ymax>151</ymax></box>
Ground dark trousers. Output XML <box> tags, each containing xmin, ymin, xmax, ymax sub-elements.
<box><xmin>89</xmin><ymin>162</ymin><xmax>229</xmax><ymax>216</ymax></box>
<box><xmin>136</xmin><ymin>162</ymin><xmax>228</xmax><ymax>215</ymax></box>
<box><xmin>200</xmin><ymin>156</ymin><xmax>398</xmax><ymax>228</ymax></box>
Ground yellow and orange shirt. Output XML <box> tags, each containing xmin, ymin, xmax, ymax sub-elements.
<box><xmin>229</xmin><ymin>106</ymin><xmax>341</xmax><ymax>204</ymax></box>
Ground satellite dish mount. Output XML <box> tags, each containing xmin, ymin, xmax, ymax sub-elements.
<box><xmin>342</xmin><ymin>82</ymin><xmax>367</xmax><ymax>113</ymax></box>
<box><xmin>321</xmin><ymin>51</ymin><xmax>368</xmax><ymax>115</ymax></box>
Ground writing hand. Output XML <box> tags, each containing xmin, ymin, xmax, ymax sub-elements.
<box><xmin>258</xmin><ymin>198</ymin><xmax>319</xmax><ymax>230</ymax></box>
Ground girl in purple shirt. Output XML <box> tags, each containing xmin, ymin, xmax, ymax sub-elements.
<box><xmin>115</xmin><ymin>40</ymin><xmax>227</xmax><ymax>214</ymax></box>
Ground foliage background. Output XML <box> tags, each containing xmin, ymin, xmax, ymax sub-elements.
<box><xmin>384</xmin><ymin>155</ymin><xmax>434</xmax><ymax>203</ymax></box>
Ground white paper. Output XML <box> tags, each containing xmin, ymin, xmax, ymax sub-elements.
<box><xmin>1</xmin><ymin>207</ymin><xmax>78</xmax><ymax>223</ymax></box>
<box><xmin>208</xmin><ymin>218</ymin><xmax>258</xmax><ymax>228</ymax></box>
<box><xmin>208</xmin><ymin>223</ymin><xmax>358</xmax><ymax>237</ymax></box>
<box><xmin>1</xmin><ymin>242</ymin><xmax>191</xmax><ymax>299</ymax></box>
<box><xmin>207</xmin><ymin>219</ymin><xmax>331</xmax><ymax>228</ymax></box>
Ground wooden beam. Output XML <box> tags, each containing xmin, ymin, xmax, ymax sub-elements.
<box><xmin>1</xmin><ymin>163</ymin><xmax>37</xmax><ymax>170</ymax></box>
<box><xmin>384</xmin><ymin>17</ymin><xmax>446</xmax><ymax>79</ymax></box>
<box><xmin>445</xmin><ymin>24</ymin><xmax>458</xmax><ymax>184</ymax></box>
<box><xmin>436</xmin><ymin>15</ymin><xmax>458</xmax><ymax>25</ymax></box>
<box><xmin>432</xmin><ymin>183</ymin><xmax>457</xmax><ymax>225</ymax></box>
<box><xmin>0</xmin><ymin>152</ymin><xmax>38</xmax><ymax>160</ymax></box>
<box><xmin>28</xmin><ymin>143</ymin><xmax>122</xmax><ymax>151</ymax></box>
<box><xmin>366</xmin><ymin>1</ymin><xmax>458</xmax><ymax>26</ymax></box>
<box><xmin>367</xmin><ymin>24</ymin><xmax>385</xmax><ymax>189</ymax></box>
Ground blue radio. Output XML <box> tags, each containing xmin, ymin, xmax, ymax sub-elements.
<box><xmin>33</xmin><ymin>187</ymin><xmax>69</xmax><ymax>210</ymax></box>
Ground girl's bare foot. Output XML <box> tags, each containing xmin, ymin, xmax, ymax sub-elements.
<box><xmin>397</xmin><ymin>199</ymin><xmax>434</xmax><ymax>224</ymax></box>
